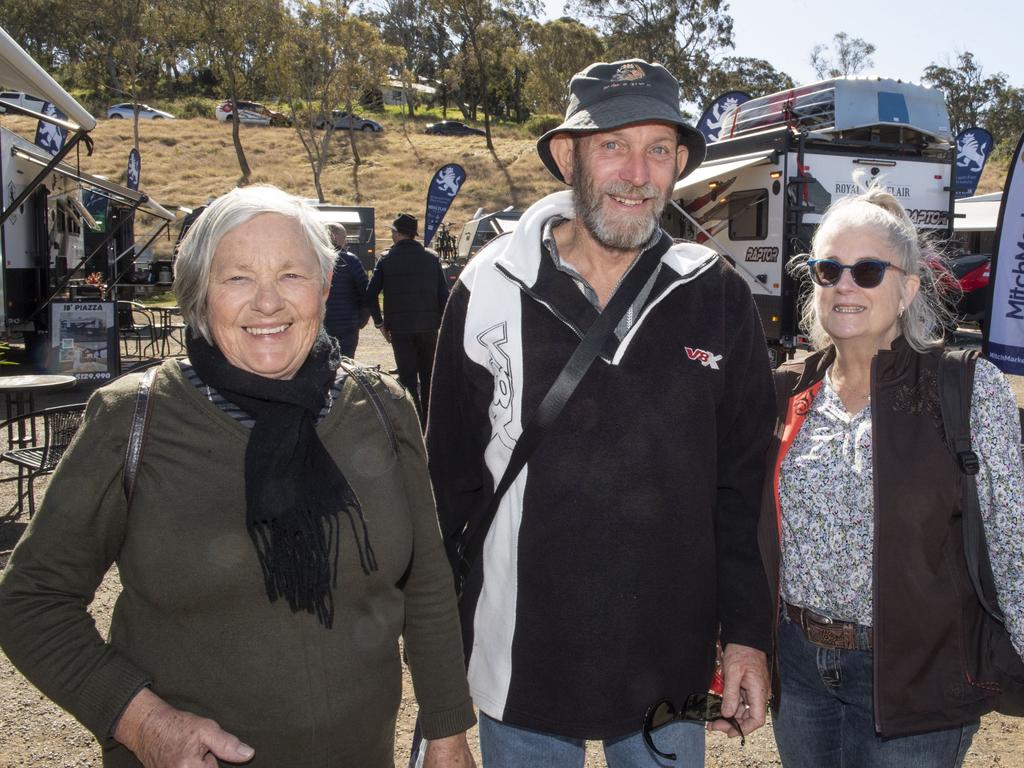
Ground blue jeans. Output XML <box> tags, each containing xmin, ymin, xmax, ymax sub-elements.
<box><xmin>774</xmin><ymin>615</ymin><xmax>979</xmax><ymax>768</ymax></box>
<box><xmin>478</xmin><ymin>712</ymin><xmax>705</xmax><ymax>768</ymax></box>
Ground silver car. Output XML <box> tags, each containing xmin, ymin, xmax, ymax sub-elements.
<box><xmin>314</xmin><ymin>110</ymin><xmax>384</xmax><ymax>132</ymax></box>
<box><xmin>107</xmin><ymin>103</ymin><xmax>176</xmax><ymax>120</ymax></box>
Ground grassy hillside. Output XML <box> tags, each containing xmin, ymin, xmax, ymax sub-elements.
<box><xmin>3</xmin><ymin>112</ymin><xmax>562</xmax><ymax>256</ymax></box>
<box><xmin>2</xmin><ymin>110</ymin><xmax>1012</xmax><ymax>258</ymax></box>
<box><xmin>978</xmin><ymin>153</ymin><xmax>1011</xmax><ymax>194</ymax></box>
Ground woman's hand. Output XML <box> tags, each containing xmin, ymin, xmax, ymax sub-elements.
<box><xmin>423</xmin><ymin>732</ymin><xmax>476</xmax><ymax>768</ymax></box>
<box><xmin>114</xmin><ymin>688</ymin><xmax>255</xmax><ymax>767</ymax></box>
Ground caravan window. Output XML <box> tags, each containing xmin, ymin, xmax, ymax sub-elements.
<box><xmin>728</xmin><ymin>190</ymin><xmax>769</xmax><ymax>241</ymax></box>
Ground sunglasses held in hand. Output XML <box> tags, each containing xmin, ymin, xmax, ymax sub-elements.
<box><xmin>642</xmin><ymin>692</ymin><xmax>745</xmax><ymax>760</ymax></box>
<box><xmin>806</xmin><ymin>258</ymin><xmax>905</xmax><ymax>289</ymax></box>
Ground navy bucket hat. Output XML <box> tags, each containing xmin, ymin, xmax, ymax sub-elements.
<box><xmin>537</xmin><ymin>59</ymin><xmax>706</xmax><ymax>184</ymax></box>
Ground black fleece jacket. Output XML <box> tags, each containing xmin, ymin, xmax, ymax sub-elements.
<box><xmin>425</xmin><ymin>194</ymin><xmax>776</xmax><ymax>740</ymax></box>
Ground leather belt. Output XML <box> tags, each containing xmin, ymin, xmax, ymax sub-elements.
<box><xmin>785</xmin><ymin>603</ymin><xmax>873</xmax><ymax>651</ymax></box>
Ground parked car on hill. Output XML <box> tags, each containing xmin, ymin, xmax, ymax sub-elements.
<box><xmin>314</xmin><ymin>110</ymin><xmax>383</xmax><ymax>132</ymax></box>
<box><xmin>424</xmin><ymin>120</ymin><xmax>485</xmax><ymax>137</ymax></box>
<box><xmin>215</xmin><ymin>100</ymin><xmax>291</xmax><ymax>127</ymax></box>
<box><xmin>106</xmin><ymin>103</ymin><xmax>175</xmax><ymax>120</ymax></box>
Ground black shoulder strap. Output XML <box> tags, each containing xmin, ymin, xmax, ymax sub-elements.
<box><xmin>938</xmin><ymin>348</ymin><xmax>1005</xmax><ymax>623</ymax></box>
<box><xmin>123</xmin><ymin>366</ymin><xmax>159</xmax><ymax>506</ymax></box>
<box><xmin>451</xmin><ymin>234</ymin><xmax>675</xmax><ymax>591</ymax></box>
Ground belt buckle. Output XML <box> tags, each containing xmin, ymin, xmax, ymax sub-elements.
<box><xmin>800</xmin><ymin>607</ymin><xmax>832</xmax><ymax>635</ymax></box>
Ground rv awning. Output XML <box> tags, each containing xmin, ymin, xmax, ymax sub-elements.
<box><xmin>0</xmin><ymin>27</ymin><xmax>96</xmax><ymax>130</ymax></box>
<box><xmin>672</xmin><ymin>150</ymin><xmax>776</xmax><ymax>199</ymax></box>
<box><xmin>11</xmin><ymin>144</ymin><xmax>175</xmax><ymax>221</ymax></box>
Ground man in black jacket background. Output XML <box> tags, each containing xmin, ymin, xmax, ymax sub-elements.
<box><xmin>366</xmin><ymin>213</ymin><xmax>449</xmax><ymax>425</ymax></box>
<box><xmin>324</xmin><ymin>224</ymin><xmax>369</xmax><ymax>357</ymax></box>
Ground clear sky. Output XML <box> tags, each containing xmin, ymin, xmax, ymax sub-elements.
<box><xmin>543</xmin><ymin>0</ymin><xmax>1021</xmax><ymax>90</ymax></box>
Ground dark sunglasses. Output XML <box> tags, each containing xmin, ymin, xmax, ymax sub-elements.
<box><xmin>642</xmin><ymin>692</ymin><xmax>745</xmax><ymax>760</ymax></box>
<box><xmin>806</xmin><ymin>258</ymin><xmax>904</xmax><ymax>289</ymax></box>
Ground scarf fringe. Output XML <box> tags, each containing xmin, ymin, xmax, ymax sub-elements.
<box><xmin>251</xmin><ymin>489</ymin><xmax>378</xmax><ymax>629</ymax></box>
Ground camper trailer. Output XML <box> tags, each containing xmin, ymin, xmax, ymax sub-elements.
<box><xmin>1</xmin><ymin>27</ymin><xmax>175</xmax><ymax>373</ymax></box>
<box><xmin>458</xmin><ymin>207</ymin><xmax>522</xmax><ymax>260</ymax></box>
<box><xmin>312</xmin><ymin>204</ymin><xmax>376</xmax><ymax>270</ymax></box>
<box><xmin>665</xmin><ymin>77</ymin><xmax>955</xmax><ymax>365</ymax></box>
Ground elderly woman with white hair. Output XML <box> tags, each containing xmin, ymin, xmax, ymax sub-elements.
<box><xmin>0</xmin><ymin>186</ymin><xmax>476</xmax><ymax>768</ymax></box>
<box><xmin>759</xmin><ymin>184</ymin><xmax>1024</xmax><ymax>766</ymax></box>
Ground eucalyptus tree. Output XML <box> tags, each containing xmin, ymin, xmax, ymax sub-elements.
<box><xmin>700</xmin><ymin>56</ymin><xmax>794</xmax><ymax>104</ymax></box>
<box><xmin>809</xmin><ymin>32</ymin><xmax>875</xmax><ymax>80</ymax></box>
<box><xmin>281</xmin><ymin>1</ymin><xmax>400</xmax><ymax>201</ymax></box>
<box><xmin>428</xmin><ymin>0</ymin><xmax>541</xmax><ymax>150</ymax></box>
<box><xmin>565</xmin><ymin>0</ymin><xmax>733</xmax><ymax>104</ymax></box>
<box><xmin>179</xmin><ymin>0</ymin><xmax>289</xmax><ymax>183</ymax></box>
<box><xmin>923</xmin><ymin>52</ymin><xmax>1006</xmax><ymax>138</ymax></box>
<box><xmin>366</xmin><ymin>0</ymin><xmax>452</xmax><ymax>117</ymax></box>
<box><xmin>523</xmin><ymin>18</ymin><xmax>605</xmax><ymax>115</ymax></box>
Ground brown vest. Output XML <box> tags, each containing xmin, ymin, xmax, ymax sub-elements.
<box><xmin>759</xmin><ymin>337</ymin><xmax>999</xmax><ymax>737</ymax></box>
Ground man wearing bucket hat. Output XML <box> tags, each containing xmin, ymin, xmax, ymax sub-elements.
<box><xmin>427</xmin><ymin>59</ymin><xmax>775</xmax><ymax>766</ymax></box>
<box><xmin>366</xmin><ymin>212</ymin><xmax>449</xmax><ymax>426</ymax></box>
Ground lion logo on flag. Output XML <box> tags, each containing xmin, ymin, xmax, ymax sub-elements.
<box><xmin>434</xmin><ymin>166</ymin><xmax>462</xmax><ymax>197</ymax></box>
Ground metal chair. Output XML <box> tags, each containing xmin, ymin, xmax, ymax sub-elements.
<box><xmin>1</xmin><ymin>402</ymin><xmax>87</xmax><ymax>517</ymax></box>
<box><xmin>117</xmin><ymin>301</ymin><xmax>158</xmax><ymax>361</ymax></box>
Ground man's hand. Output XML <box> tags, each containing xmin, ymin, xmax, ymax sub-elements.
<box><xmin>378</xmin><ymin>325</ymin><xmax>392</xmax><ymax>343</ymax></box>
<box><xmin>114</xmin><ymin>688</ymin><xmax>255</xmax><ymax>767</ymax></box>
<box><xmin>707</xmin><ymin>643</ymin><xmax>769</xmax><ymax>739</ymax></box>
<box><xmin>422</xmin><ymin>733</ymin><xmax>477</xmax><ymax>768</ymax></box>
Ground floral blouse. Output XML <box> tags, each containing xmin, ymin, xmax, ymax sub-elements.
<box><xmin>778</xmin><ymin>358</ymin><xmax>1024</xmax><ymax>658</ymax></box>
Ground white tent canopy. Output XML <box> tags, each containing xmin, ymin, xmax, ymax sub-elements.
<box><xmin>0</xmin><ymin>26</ymin><xmax>95</xmax><ymax>130</ymax></box>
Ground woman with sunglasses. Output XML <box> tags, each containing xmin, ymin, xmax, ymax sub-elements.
<box><xmin>759</xmin><ymin>184</ymin><xmax>1024</xmax><ymax>767</ymax></box>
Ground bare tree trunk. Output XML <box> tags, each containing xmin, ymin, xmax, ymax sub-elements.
<box><xmin>345</xmin><ymin>99</ymin><xmax>362</xmax><ymax>168</ymax></box>
<box><xmin>470</xmin><ymin>37</ymin><xmax>494</xmax><ymax>152</ymax></box>
<box><xmin>225</xmin><ymin>72</ymin><xmax>252</xmax><ymax>183</ymax></box>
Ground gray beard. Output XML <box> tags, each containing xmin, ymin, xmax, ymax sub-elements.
<box><xmin>571</xmin><ymin>152</ymin><xmax>672</xmax><ymax>252</ymax></box>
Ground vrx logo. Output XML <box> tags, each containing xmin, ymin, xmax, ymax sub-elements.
<box><xmin>685</xmin><ymin>346</ymin><xmax>722</xmax><ymax>370</ymax></box>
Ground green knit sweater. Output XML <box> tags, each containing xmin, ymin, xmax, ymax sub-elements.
<box><xmin>0</xmin><ymin>361</ymin><xmax>474</xmax><ymax>767</ymax></box>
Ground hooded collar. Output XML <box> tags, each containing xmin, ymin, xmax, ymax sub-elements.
<box><xmin>486</xmin><ymin>190</ymin><xmax>718</xmax><ymax>290</ymax></box>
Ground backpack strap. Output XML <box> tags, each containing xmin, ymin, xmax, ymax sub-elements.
<box><xmin>123</xmin><ymin>365</ymin><xmax>159</xmax><ymax>506</ymax></box>
<box><xmin>337</xmin><ymin>359</ymin><xmax>398</xmax><ymax>455</ymax></box>
<box><xmin>938</xmin><ymin>348</ymin><xmax>1005</xmax><ymax>623</ymax></box>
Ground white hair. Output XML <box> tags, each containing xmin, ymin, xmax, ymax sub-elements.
<box><xmin>792</xmin><ymin>181</ymin><xmax>955</xmax><ymax>352</ymax></box>
<box><xmin>174</xmin><ymin>185</ymin><xmax>335</xmax><ymax>343</ymax></box>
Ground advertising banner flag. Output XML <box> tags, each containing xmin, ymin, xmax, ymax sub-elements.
<box><xmin>34</xmin><ymin>102</ymin><xmax>68</xmax><ymax>156</ymax></box>
<box><xmin>982</xmin><ymin>130</ymin><xmax>1024</xmax><ymax>375</ymax></box>
<box><xmin>127</xmin><ymin>148</ymin><xmax>141</xmax><ymax>190</ymax></box>
<box><xmin>698</xmin><ymin>91</ymin><xmax>751</xmax><ymax>144</ymax></box>
<box><xmin>954</xmin><ymin>127</ymin><xmax>993</xmax><ymax>199</ymax></box>
<box><xmin>423</xmin><ymin>163</ymin><xmax>466</xmax><ymax>247</ymax></box>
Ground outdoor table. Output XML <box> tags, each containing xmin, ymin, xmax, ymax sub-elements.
<box><xmin>154</xmin><ymin>306</ymin><xmax>186</xmax><ymax>356</ymax></box>
<box><xmin>0</xmin><ymin>375</ymin><xmax>78</xmax><ymax>447</ymax></box>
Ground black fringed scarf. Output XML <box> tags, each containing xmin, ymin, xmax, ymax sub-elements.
<box><xmin>186</xmin><ymin>328</ymin><xmax>377</xmax><ymax>628</ymax></box>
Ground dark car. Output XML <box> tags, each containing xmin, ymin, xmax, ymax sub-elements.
<box><xmin>424</xmin><ymin>120</ymin><xmax>486</xmax><ymax>137</ymax></box>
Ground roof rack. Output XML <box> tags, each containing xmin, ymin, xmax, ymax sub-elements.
<box><xmin>718</xmin><ymin>77</ymin><xmax>952</xmax><ymax>145</ymax></box>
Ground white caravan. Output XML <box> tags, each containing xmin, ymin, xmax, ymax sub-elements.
<box><xmin>664</xmin><ymin>77</ymin><xmax>955</xmax><ymax>365</ymax></box>
<box><xmin>0</xmin><ymin>26</ymin><xmax>174</xmax><ymax>347</ymax></box>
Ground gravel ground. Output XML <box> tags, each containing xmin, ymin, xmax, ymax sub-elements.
<box><xmin>1</xmin><ymin>326</ymin><xmax>1021</xmax><ymax>767</ymax></box>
